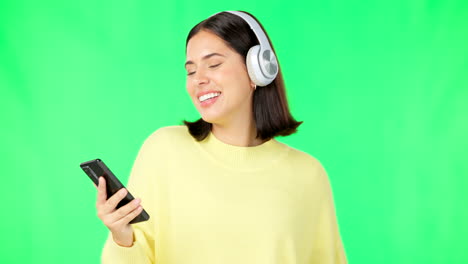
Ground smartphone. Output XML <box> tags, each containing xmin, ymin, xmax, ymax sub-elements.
<box><xmin>80</xmin><ymin>158</ymin><xmax>150</xmax><ymax>224</ymax></box>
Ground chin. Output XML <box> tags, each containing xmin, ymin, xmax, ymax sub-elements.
<box><xmin>200</xmin><ymin>112</ymin><xmax>224</xmax><ymax>125</ymax></box>
<box><xmin>195</xmin><ymin>101</ymin><xmax>226</xmax><ymax>125</ymax></box>
<box><xmin>200</xmin><ymin>115</ymin><xmax>217</xmax><ymax>124</ymax></box>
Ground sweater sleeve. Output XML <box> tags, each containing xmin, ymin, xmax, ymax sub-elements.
<box><xmin>310</xmin><ymin>165</ymin><xmax>348</xmax><ymax>264</ymax></box>
<box><xmin>101</xmin><ymin>130</ymin><xmax>163</xmax><ymax>264</ymax></box>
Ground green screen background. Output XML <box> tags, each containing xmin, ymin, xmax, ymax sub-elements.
<box><xmin>1</xmin><ymin>0</ymin><xmax>467</xmax><ymax>263</ymax></box>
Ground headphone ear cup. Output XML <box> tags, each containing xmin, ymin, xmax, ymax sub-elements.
<box><xmin>246</xmin><ymin>45</ymin><xmax>272</xmax><ymax>87</ymax></box>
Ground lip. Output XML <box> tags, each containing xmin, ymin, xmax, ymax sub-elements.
<box><xmin>196</xmin><ymin>90</ymin><xmax>222</xmax><ymax>99</ymax></box>
<box><xmin>199</xmin><ymin>93</ymin><xmax>221</xmax><ymax>107</ymax></box>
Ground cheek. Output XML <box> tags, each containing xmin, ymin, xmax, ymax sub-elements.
<box><xmin>212</xmin><ymin>65</ymin><xmax>249</xmax><ymax>85</ymax></box>
<box><xmin>186</xmin><ymin>83</ymin><xmax>199</xmax><ymax>105</ymax></box>
<box><xmin>186</xmin><ymin>80</ymin><xmax>195</xmax><ymax>97</ymax></box>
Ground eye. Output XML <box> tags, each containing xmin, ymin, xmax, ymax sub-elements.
<box><xmin>187</xmin><ymin>71</ymin><xmax>195</xmax><ymax>76</ymax></box>
<box><xmin>209</xmin><ymin>63</ymin><xmax>222</xmax><ymax>69</ymax></box>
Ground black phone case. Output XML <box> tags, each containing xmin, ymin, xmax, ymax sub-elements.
<box><xmin>80</xmin><ymin>158</ymin><xmax>150</xmax><ymax>224</ymax></box>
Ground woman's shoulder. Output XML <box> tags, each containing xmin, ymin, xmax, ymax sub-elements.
<box><xmin>143</xmin><ymin>125</ymin><xmax>191</xmax><ymax>145</ymax></box>
<box><xmin>150</xmin><ymin>125</ymin><xmax>188</xmax><ymax>136</ymax></box>
<box><xmin>279</xmin><ymin>141</ymin><xmax>327</xmax><ymax>175</ymax></box>
<box><xmin>279</xmin><ymin>141</ymin><xmax>320</xmax><ymax>164</ymax></box>
<box><xmin>281</xmin><ymin>144</ymin><xmax>333</xmax><ymax>191</ymax></box>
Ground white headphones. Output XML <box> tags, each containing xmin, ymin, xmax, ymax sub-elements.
<box><xmin>210</xmin><ymin>11</ymin><xmax>279</xmax><ymax>87</ymax></box>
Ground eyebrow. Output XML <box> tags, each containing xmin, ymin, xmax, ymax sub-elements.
<box><xmin>185</xmin><ymin>53</ymin><xmax>225</xmax><ymax>67</ymax></box>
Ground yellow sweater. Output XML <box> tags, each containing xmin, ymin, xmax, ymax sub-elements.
<box><xmin>101</xmin><ymin>125</ymin><xmax>347</xmax><ymax>263</ymax></box>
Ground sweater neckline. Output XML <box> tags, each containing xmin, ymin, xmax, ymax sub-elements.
<box><xmin>196</xmin><ymin>130</ymin><xmax>289</xmax><ymax>171</ymax></box>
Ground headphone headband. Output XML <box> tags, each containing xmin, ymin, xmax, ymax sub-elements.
<box><xmin>207</xmin><ymin>11</ymin><xmax>279</xmax><ymax>86</ymax></box>
<box><xmin>224</xmin><ymin>11</ymin><xmax>273</xmax><ymax>53</ymax></box>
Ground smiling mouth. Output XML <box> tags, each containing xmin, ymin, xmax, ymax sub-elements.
<box><xmin>198</xmin><ymin>92</ymin><xmax>221</xmax><ymax>102</ymax></box>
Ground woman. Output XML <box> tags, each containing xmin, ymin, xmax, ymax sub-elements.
<box><xmin>96</xmin><ymin>11</ymin><xmax>347</xmax><ymax>264</ymax></box>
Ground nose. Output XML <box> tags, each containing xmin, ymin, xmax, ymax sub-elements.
<box><xmin>193</xmin><ymin>68</ymin><xmax>209</xmax><ymax>86</ymax></box>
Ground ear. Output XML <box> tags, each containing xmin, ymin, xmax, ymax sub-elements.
<box><xmin>250</xmin><ymin>80</ymin><xmax>256</xmax><ymax>90</ymax></box>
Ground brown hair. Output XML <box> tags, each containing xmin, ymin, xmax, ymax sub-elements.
<box><xmin>183</xmin><ymin>11</ymin><xmax>302</xmax><ymax>141</ymax></box>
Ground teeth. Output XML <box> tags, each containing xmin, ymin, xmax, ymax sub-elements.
<box><xmin>199</xmin><ymin>92</ymin><xmax>221</xmax><ymax>102</ymax></box>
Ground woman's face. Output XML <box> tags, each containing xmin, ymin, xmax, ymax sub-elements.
<box><xmin>185</xmin><ymin>30</ymin><xmax>255</xmax><ymax>126</ymax></box>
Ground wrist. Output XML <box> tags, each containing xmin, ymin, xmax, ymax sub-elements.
<box><xmin>111</xmin><ymin>228</ymin><xmax>135</xmax><ymax>247</ymax></box>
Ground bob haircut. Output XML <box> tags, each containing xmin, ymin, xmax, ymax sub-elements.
<box><xmin>183</xmin><ymin>11</ymin><xmax>302</xmax><ymax>141</ymax></box>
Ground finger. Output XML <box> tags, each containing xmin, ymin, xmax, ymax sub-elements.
<box><xmin>105</xmin><ymin>187</ymin><xmax>128</xmax><ymax>210</ymax></box>
<box><xmin>114</xmin><ymin>204</ymin><xmax>144</xmax><ymax>226</ymax></box>
<box><xmin>111</xmin><ymin>198</ymin><xmax>141</xmax><ymax>221</ymax></box>
<box><xmin>93</xmin><ymin>176</ymin><xmax>100</xmax><ymax>189</ymax></box>
<box><xmin>96</xmin><ymin>176</ymin><xmax>107</xmax><ymax>205</ymax></box>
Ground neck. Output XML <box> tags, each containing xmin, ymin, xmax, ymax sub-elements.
<box><xmin>211</xmin><ymin>119</ymin><xmax>265</xmax><ymax>147</ymax></box>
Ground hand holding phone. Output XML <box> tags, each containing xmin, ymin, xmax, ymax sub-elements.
<box><xmin>95</xmin><ymin>176</ymin><xmax>141</xmax><ymax>247</ymax></box>
<box><xmin>81</xmin><ymin>159</ymin><xmax>150</xmax><ymax>247</ymax></box>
